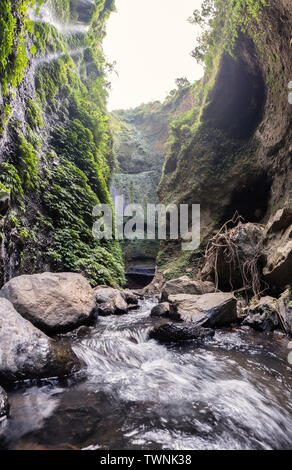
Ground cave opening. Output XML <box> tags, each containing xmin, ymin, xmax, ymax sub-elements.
<box><xmin>220</xmin><ymin>172</ymin><xmax>272</xmax><ymax>225</ymax></box>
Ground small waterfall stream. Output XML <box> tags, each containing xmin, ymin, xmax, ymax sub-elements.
<box><xmin>1</xmin><ymin>299</ymin><xmax>292</xmax><ymax>450</ymax></box>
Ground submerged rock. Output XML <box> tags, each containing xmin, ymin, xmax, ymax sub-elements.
<box><xmin>263</xmin><ymin>208</ymin><xmax>292</xmax><ymax>291</ymax></box>
<box><xmin>0</xmin><ymin>298</ymin><xmax>82</xmax><ymax>385</ymax></box>
<box><xmin>150</xmin><ymin>302</ymin><xmax>170</xmax><ymax>318</ymax></box>
<box><xmin>168</xmin><ymin>292</ymin><xmax>237</xmax><ymax>327</ymax></box>
<box><xmin>243</xmin><ymin>296</ymin><xmax>280</xmax><ymax>332</ymax></box>
<box><xmin>0</xmin><ymin>272</ymin><xmax>96</xmax><ymax>334</ymax></box>
<box><xmin>95</xmin><ymin>286</ymin><xmax>128</xmax><ymax>316</ymax></box>
<box><xmin>149</xmin><ymin>322</ymin><xmax>215</xmax><ymax>343</ymax></box>
<box><xmin>0</xmin><ymin>386</ymin><xmax>9</xmax><ymax>419</ymax></box>
<box><xmin>161</xmin><ymin>276</ymin><xmax>216</xmax><ymax>301</ymax></box>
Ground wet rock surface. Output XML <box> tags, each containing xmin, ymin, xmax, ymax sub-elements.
<box><xmin>0</xmin><ymin>387</ymin><xmax>9</xmax><ymax>419</ymax></box>
<box><xmin>263</xmin><ymin>208</ymin><xmax>292</xmax><ymax>291</ymax></box>
<box><xmin>0</xmin><ymin>273</ymin><xmax>95</xmax><ymax>334</ymax></box>
<box><xmin>149</xmin><ymin>322</ymin><xmax>215</xmax><ymax>343</ymax></box>
<box><xmin>168</xmin><ymin>292</ymin><xmax>237</xmax><ymax>327</ymax></box>
<box><xmin>161</xmin><ymin>276</ymin><xmax>216</xmax><ymax>301</ymax></box>
<box><xmin>243</xmin><ymin>296</ymin><xmax>280</xmax><ymax>332</ymax></box>
<box><xmin>95</xmin><ymin>286</ymin><xmax>129</xmax><ymax>316</ymax></box>
<box><xmin>150</xmin><ymin>302</ymin><xmax>170</xmax><ymax>318</ymax></box>
<box><xmin>0</xmin><ymin>298</ymin><xmax>82</xmax><ymax>385</ymax></box>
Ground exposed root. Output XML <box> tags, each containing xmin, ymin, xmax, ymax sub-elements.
<box><xmin>201</xmin><ymin>212</ymin><xmax>266</xmax><ymax>300</ymax></box>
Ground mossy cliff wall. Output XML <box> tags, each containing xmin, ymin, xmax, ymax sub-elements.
<box><xmin>157</xmin><ymin>0</ymin><xmax>292</xmax><ymax>280</ymax></box>
<box><xmin>0</xmin><ymin>0</ymin><xmax>125</xmax><ymax>287</ymax></box>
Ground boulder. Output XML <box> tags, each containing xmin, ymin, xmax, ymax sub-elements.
<box><xmin>161</xmin><ymin>276</ymin><xmax>216</xmax><ymax>301</ymax></box>
<box><xmin>149</xmin><ymin>322</ymin><xmax>215</xmax><ymax>343</ymax></box>
<box><xmin>0</xmin><ymin>298</ymin><xmax>82</xmax><ymax>385</ymax></box>
<box><xmin>121</xmin><ymin>289</ymin><xmax>139</xmax><ymax>310</ymax></box>
<box><xmin>0</xmin><ymin>386</ymin><xmax>9</xmax><ymax>419</ymax></box>
<box><xmin>243</xmin><ymin>297</ymin><xmax>280</xmax><ymax>332</ymax></box>
<box><xmin>95</xmin><ymin>286</ymin><xmax>128</xmax><ymax>316</ymax></box>
<box><xmin>0</xmin><ymin>272</ymin><xmax>95</xmax><ymax>334</ymax></box>
<box><xmin>150</xmin><ymin>302</ymin><xmax>170</xmax><ymax>318</ymax></box>
<box><xmin>263</xmin><ymin>208</ymin><xmax>292</xmax><ymax>291</ymax></box>
<box><xmin>168</xmin><ymin>292</ymin><xmax>237</xmax><ymax>327</ymax></box>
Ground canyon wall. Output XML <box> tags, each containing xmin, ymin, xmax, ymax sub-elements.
<box><xmin>157</xmin><ymin>0</ymin><xmax>292</xmax><ymax>285</ymax></box>
<box><xmin>0</xmin><ymin>0</ymin><xmax>124</xmax><ymax>287</ymax></box>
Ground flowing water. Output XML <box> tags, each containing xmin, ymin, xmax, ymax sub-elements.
<box><xmin>1</xmin><ymin>299</ymin><xmax>292</xmax><ymax>450</ymax></box>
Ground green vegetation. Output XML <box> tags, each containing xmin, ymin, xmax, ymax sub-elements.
<box><xmin>0</xmin><ymin>0</ymin><xmax>124</xmax><ymax>287</ymax></box>
<box><xmin>0</xmin><ymin>1</ymin><xmax>35</xmax><ymax>96</ymax></box>
<box><xmin>189</xmin><ymin>0</ymin><xmax>269</xmax><ymax>71</ymax></box>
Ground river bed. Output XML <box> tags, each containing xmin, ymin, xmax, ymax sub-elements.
<box><xmin>1</xmin><ymin>299</ymin><xmax>292</xmax><ymax>450</ymax></box>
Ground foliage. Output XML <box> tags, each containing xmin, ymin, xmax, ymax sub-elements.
<box><xmin>0</xmin><ymin>0</ymin><xmax>35</xmax><ymax>96</ymax></box>
<box><xmin>189</xmin><ymin>0</ymin><xmax>269</xmax><ymax>70</ymax></box>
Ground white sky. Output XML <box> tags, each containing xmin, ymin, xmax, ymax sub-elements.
<box><xmin>103</xmin><ymin>0</ymin><xmax>204</xmax><ymax>111</ymax></box>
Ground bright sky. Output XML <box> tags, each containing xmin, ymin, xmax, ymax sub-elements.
<box><xmin>103</xmin><ymin>0</ymin><xmax>204</xmax><ymax>111</ymax></box>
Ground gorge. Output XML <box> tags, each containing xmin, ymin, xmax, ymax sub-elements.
<box><xmin>0</xmin><ymin>0</ymin><xmax>292</xmax><ymax>452</ymax></box>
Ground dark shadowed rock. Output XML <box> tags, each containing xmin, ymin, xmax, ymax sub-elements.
<box><xmin>0</xmin><ymin>386</ymin><xmax>9</xmax><ymax>419</ymax></box>
<box><xmin>168</xmin><ymin>292</ymin><xmax>237</xmax><ymax>327</ymax></box>
<box><xmin>243</xmin><ymin>296</ymin><xmax>280</xmax><ymax>332</ymax></box>
<box><xmin>0</xmin><ymin>298</ymin><xmax>82</xmax><ymax>385</ymax></box>
<box><xmin>149</xmin><ymin>322</ymin><xmax>215</xmax><ymax>343</ymax></box>
<box><xmin>95</xmin><ymin>286</ymin><xmax>128</xmax><ymax>316</ymax></box>
<box><xmin>263</xmin><ymin>208</ymin><xmax>292</xmax><ymax>291</ymax></box>
<box><xmin>150</xmin><ymin>302</ymin><xmax>170</xmax><ymax>318</ymax></box>
<box><xmin>121</xmin><ymin>289</ymin><xmax>139</xmax><ymax>310</ymax></box>
<box><xmin>161</xmin><ymin>276</ymin><xmax>216</xmax><ymax>301</ymax></box>
<box><xmin>0</xmin><ymin>273</ymin><xmax>95</xmax><ymax>334</ymax></box>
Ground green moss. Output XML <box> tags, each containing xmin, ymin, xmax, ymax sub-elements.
<box><xmin>0</xmin><ymin>162</ymin><xmax>24</xmax><ymax>199</ymax></box>
<box><xmin>0</xmin><ymin>0</ymin><xmax>32</xmax><ymax>96</ymax></box>
<box><xmin>16</xmin><ymin>131</ymin><xmax>40</xmax><ymax>189</ymax></box>
<box><xmin>26</xmin><ymin>98</ymin><xmax>44</xmax><ymax>129</ymax></box>
<box><xmin>31</xmin><ymin>22</ymin><xmax>66</xmax><ymax>55</ymax></box>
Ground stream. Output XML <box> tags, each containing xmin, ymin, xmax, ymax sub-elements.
<box><xmin>1</xmin><ymin>299</ymin><xmax>292</xmax><ymax>450</ymax></box>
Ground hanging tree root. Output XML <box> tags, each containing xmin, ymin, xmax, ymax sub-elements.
<box><xmin>200</xmin><ymin>212</ymin><xmax>266</xmax><ymax>300</ymax></box>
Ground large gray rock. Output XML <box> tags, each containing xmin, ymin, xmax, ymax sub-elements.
<box><xmin>149</xmin><ymin>322</ymin><xmax>215</xmax><ymax>343</ymax></box>
<box><xmin>150</xmin><ymin>302</ymin><xmax>170</xmax><ymax>318</ymax></box>
<box><xmin>0</xmin><ymin>298</ymin><xmax>82</xmax><ymax>384</ymax></box>
<box><xmin>0</xmin><ymin>386</ymin><xmax>9</xmax><ymax>419</ymax></box>
<box><xmin>168</xmin><ymin>292</ymin><xmax>237</xmax><ymax>327</ymax></box>
<box><xmin>161</xmin><ymin>276</ymin><xmax>216</xmax><ymax>302</ymax></box>
<box><xmin>263</xmin><ymin>208</ymin><xmax>292</xmax><ymax>291</ymax></box>
<box><xmin>0</xmin><ymin>272</ymin><xmax>95</xmax><ymax>334</ymax></box>
<box><xmin>243</xmin><ymin>296</ymin><xmax>279</xmax><ymax>332</ymax></box>
<box><xmin>95</xmin><ymin>286</ymin><xmax>128</xmax><ymax>316</ymax></box>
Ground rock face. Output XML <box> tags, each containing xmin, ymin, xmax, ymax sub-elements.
<box><xmin>0</xmin><ymin>273</ymin><xmax>96</xmax><ymax>334</ymax></box>
<box><xmin>168</xmin><ymin>292</ymin><xmax>237</xmax><ymax>327</ymax></box>
<box><xmin>243</xmin><ymin>297</ymin><xmax>279</xmax><ymax>332</ymax></box>
<box><xmin>150</xmin><ymin>302</ymin><xmax>170</xmax><ymax>318</ymax></box>
<box><xmin>263</xmin><ymin>208</ymin><xmax>292</xmax><ymax>291</ymax></box>
<box><xmin>0</xmin><ymin>298</ymin><xmax>82</xmax><ymax>384</ymax></box>
<box><xmin>122</xmin><ymin>289</ymin><xmax>139</xmax><ymax>306</ymax></box>
<box><xmin>0</xmin><ymin>386</ymin><xmax>9</xmax><ymax>419</ymax></box>
<box><xmin>149</xmin><ymin>322</ymin><xmax>215</xmax><ymax>343</ymax></box>
<box><xmin>95</xmin><ymin>286</ymin><xmax>128</xmax><ymax>316</ymax></box>
<box><xmin>201</xmin><ymin>223</ymin><xmax>264</xmax><ymax>292</ymax></box>
<box><xmin>157</xmin><ymin>2</ymin><xmax>292</xmax><ymax>283</ymax></box>
<box><xmin>161</xmin><ymin>277</ymin><xmax>216</xmax><ymax>301</ymax></box>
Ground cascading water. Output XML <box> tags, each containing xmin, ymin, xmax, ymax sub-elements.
<box><xmin>1</xmin><ymin>299</ymin><xmax>292</xmax><ymax>450</ymax></box>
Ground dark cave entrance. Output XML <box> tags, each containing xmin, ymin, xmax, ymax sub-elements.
<box><xmin>220</xmin><ymin>172</ymin><xmax>272</xmax><ymax>224</ymax></box>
